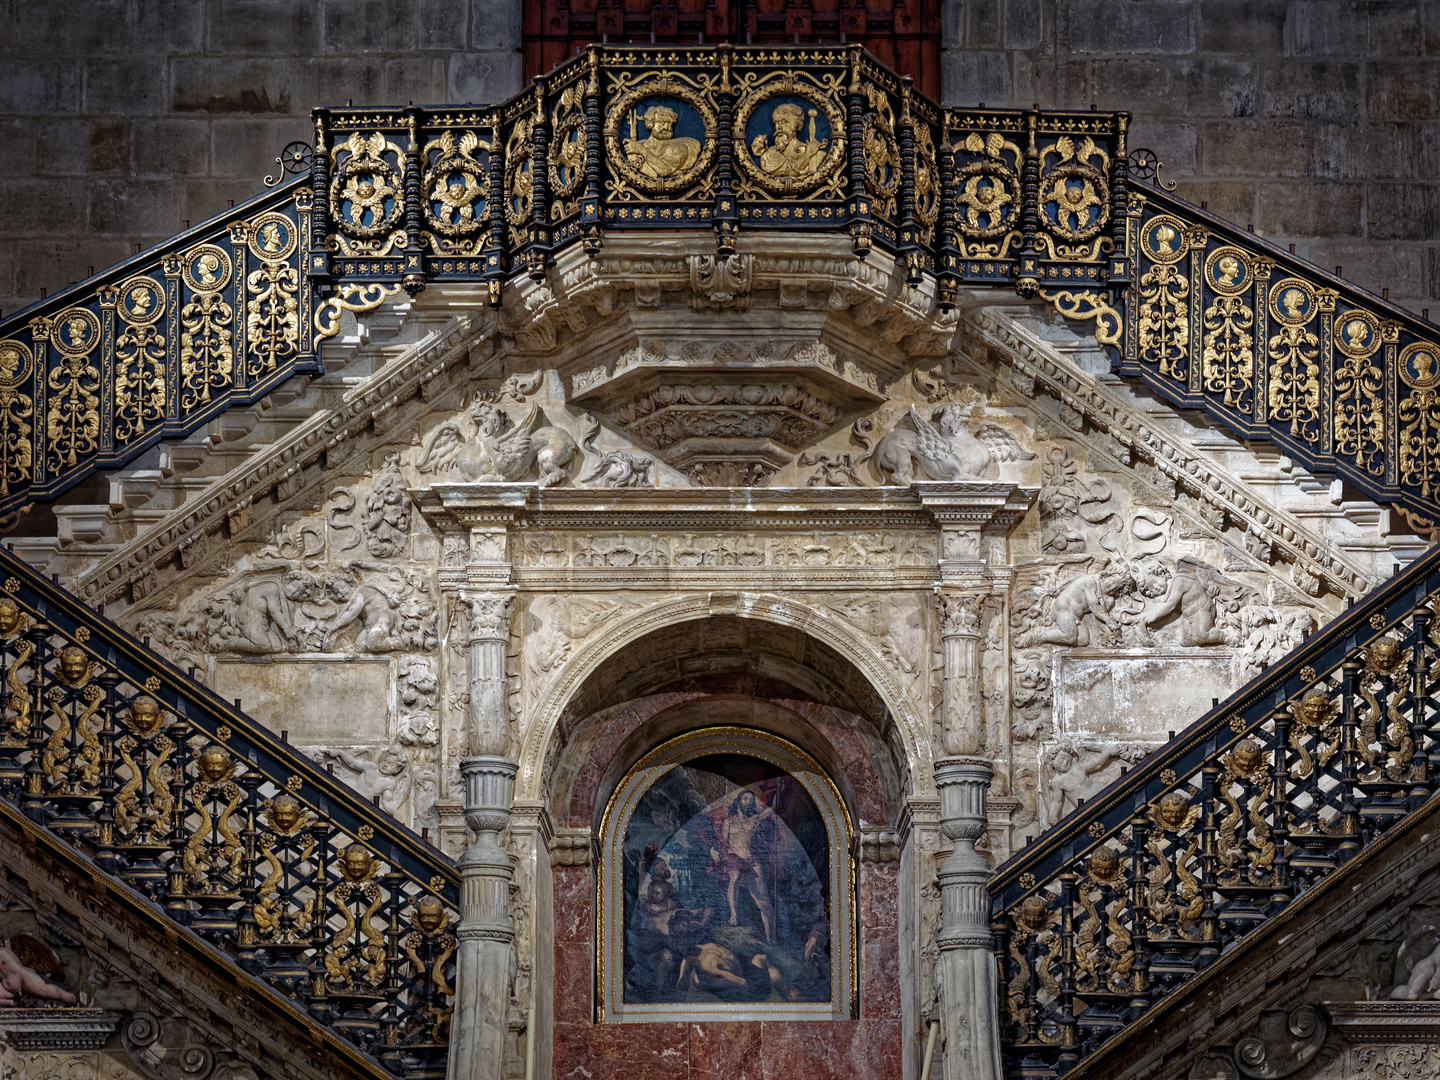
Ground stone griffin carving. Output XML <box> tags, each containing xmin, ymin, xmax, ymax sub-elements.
<box><xmin>576</xmin><ymin>412</ymin><xmax>653</xmax><ymax>489</ymax></box>
<box><xmin>871</xmin><ymin>402</ymin><xmax>1033</xmax><ymax>484</ymax></box>
<box><xmin>418</xmin><ymin>394</ymin><xmax>576</xmax><ymax>486</ymax></box>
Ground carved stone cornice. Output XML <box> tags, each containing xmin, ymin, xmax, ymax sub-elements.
<box><xmin>968</xmin><ymin>307</ymin><xmax>1379</xmax><ymax>598</ymax></box>
<box><xmin>75</xmin><ymin>308</ymin><xmax>490</xmax><ymax>609</ymax></box>
<box><xmin>0</xmin><ymin>1009</ymin><xmax>122</xmax><ymax>1050</ymax></box>
<box><xmin>1326</xmin><ymin>1001</ymin><xmax>1440</xmax><ymax>1043</ymax></box>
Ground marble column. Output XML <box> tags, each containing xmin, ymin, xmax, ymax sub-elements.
<box><xmin>450</xmin><ymin>757</ymin><xmax>518</xmax><ymax>1080</ymax></box>
<box><xmin>449</xmin><ymin>589</ymin><xmax>518</xmax><ymax>1080</ymax></box>
<box><xmin>938</xmin><ymin>590</ymin><xmax>986</xmax><ymax>756</ymax></box>
<box><xmin>934</xmin><ymin>756</ymin><xmax>1003</xmax><ymax>1080</ymax></box>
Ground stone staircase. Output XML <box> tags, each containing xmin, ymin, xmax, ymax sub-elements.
<box><xmin>0</xmin><ymin>542</ymin><xmax>460</xmax><ymax>1080</ymax></box>
<box><xmin>989</xmin><ymin>530</ymin><xmax>1440</xmax><ymax>1078</ymax></box>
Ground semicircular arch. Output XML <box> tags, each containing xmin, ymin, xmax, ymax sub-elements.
<box><xmin>515</xmin><ymin>592</ymin><xmax>933</xmax><ymax>804</ymax></box>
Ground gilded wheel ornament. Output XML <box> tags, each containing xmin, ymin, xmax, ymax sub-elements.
<box><xmin>734</xmin><ymin>79</ymin><xmax>846</xmax><ymax>197</ymax></box>
<box><xmin>602</xmin><ymin>79</ymin><xmax>715</xmax><ymax>197</ymax></box>
<box><xmin>328</xmin><ymin>132</ymin><xmax>404</xmax><ymax>242</ymax></box>
<box><xmin>423</xmin><ymin>130</ymin><xmax>489</xmax><ymax>241</ymax></box>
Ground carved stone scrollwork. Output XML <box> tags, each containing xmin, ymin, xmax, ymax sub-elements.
<box><xmin>1232</xmin><ymin>1006</ymin><xmax>1331</xmax><ymax>1079</ymax></box>
<box><xmin>938</xmin><ymin>589</ymin><xmax>987</xmax><ymax>757</ymax></box>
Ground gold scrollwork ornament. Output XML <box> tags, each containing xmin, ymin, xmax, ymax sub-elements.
<box><xmin>329</xmin><ymin>132</ymin><xmax>405</xmax><ymax>250</ymax></box>
<box><xmin>0</xmin><ymin>341</ymin><xmax>34</xmax><ymax>496</ymax></box>
<box><xmin>1398</xmin><ymin>342</ymin><xmax>1440</xmax><ymax>498</ymax></box>
<box><xmin>1333</xmin><ymin>308</ymin><xmax>1385</xmax><ymax>475</ymax></box>
<box><xmin>114</xmin><ymin>276</ymin><xmax>167</xmax><ymax>444</ymax></box>
<box><xmin>46</xmin><ymin>309</ymin><xmax>101</xmax><ymax>471</ymax></box>
<box><xmin>424</xmin><ymin>130</ymin><xmax>490</xmax><ymax>251</ymax></box>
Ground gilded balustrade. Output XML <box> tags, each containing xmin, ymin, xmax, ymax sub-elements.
<box><xmin>0</xmin><ymin>45</ymin><xmax>1433</xmax><ymax>530</ymax></box>
<box><xmin>990</xmin><ymin>540</ymin><xmax>1440</xmax><ymax>1078</ymax></box>
<box><xmin>0</xmin><ymin>545</ymin><xmax>459</xmax><ymax>1080</ymax></box>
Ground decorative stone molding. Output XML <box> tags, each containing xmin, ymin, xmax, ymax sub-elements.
<box><xmin>1326</xmin><ymin>1001</ymin><xmax>1440</xmax><ymax>1042</ymax></box>
<box><xmin>0</xmin><ymin>1010</ymin><xmax>122</xmax><ymax>1051</ymax></box>
<box><xmin>857</xmin><ymin>827</ymin><xmax>902</xmax><ymax>863</ymax></box>
<box><xmin>970</xmin><ymin>308</ymin><xmax>1380</xmax><ymax>598</ymax></box>
<box><xmin>75</xmin><ymin>307</ymin><xmax>489</xmax><ymax>608</ymax></box>
<box><xmin>548</xmin><ymin>828</ymin><xmax>592</xmax><ymax>866</ymax></box>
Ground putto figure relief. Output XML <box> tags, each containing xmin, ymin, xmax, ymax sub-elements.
<box><xmin>419</xmin><ymin>393</ymin><xmax>577</xmax><ymax>486</ymax></box>
<box><xmin>872</xmin><ymin>403</ymin><xmax>1034</xmax><ymax>484</ymax></box>
<box><xmin>0</xmin><ymin>933</ymin><xmax>75</xmax><ymax>1006</ymax></box>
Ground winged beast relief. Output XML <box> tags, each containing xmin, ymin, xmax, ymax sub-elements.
<box><xmin>418</xmin><ymin>393</ymin><xmax>577</xmax><ymax>486</ymax></box>
<box><xmin>872</xmin><ymin>403</ymin><xmax>1034</xmax><ymax>484</ymax></box>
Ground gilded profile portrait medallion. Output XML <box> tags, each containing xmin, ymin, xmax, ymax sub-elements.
<box><xmin>1268</xmin><ymin>278</ymin><xmax>1318</xmax><ymax>326</ymax></box>
<box><xmin>1140</xmin><ymin>214</ymin><xmax>1190</xmax><ymax>264</ymax></box>
<box><xmin>604</xmin><ymin>79</ymin><xmax>716</xmax><ymax>196</ymax></box>
<box><xmin>182</xmin><ymin>244</ymin><xmax>233</xmax><ymax>294</ymax></box>
<box><xmin>117</xmin><ymin>276</ymin><xmax>165</xmax><ymax>326</ymax></box>
<box><xmin>1334</xmin><ymin>308</ymin><xmax>1380</xmax><ymax>359</ymax></box>
<box><xmin>1400</xmin><ymin>342</ymin><xmax>1440</xmax><ymax>390</ymax></box>
<box><xmin>0</xmin><ymin>340</ymin><xmax>34</xmax><ymax>388</ymax></box>
<box><xmin>52</xmin><ymin>308</ymin><xmax>101</xmax><ymax>357</ymax></box>
<box><xmin>734</xmin><ymin>83</ymin><xmax>845</xmax><ymax>197</ymax></box>
<box><xmin>246</xmin><ymin>212</ymin><xmax>298</xmax><ymax>262</ymax></box>
<box><xmin>1204</xmin><ymin>245</ymin><xmax>1252</xmax><ymax>297</ymax></box>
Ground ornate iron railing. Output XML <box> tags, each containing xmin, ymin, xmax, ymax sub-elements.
<box><xmin>1107</xmin><ymin>184</ymin><xmax>1440</xmax><ymax>529</ymax></box>
<box><xmin>0</xmin><ymin>543</ymin><xmax>459</xmax><ymax>1080</ymax></box>
<box><xmin>989</xmin><ymin>540</ymin><xmax>1440</xmax><ymax>1078</ymax></box>
<box><xmin>1</xmin><ymin>44</ymin><xmax>1434</xmax><ymax>521</ymax></box>
<box><xmin>0</xmin><ymin>177</ymin><xmax>327</xmax><ymax>522</ymax></box>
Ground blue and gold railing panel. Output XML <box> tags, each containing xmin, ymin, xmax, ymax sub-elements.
<box><xmin>939</xmin><ymin>108</ymin><xmax>1129</xmax><ymax>299</ymax></box>
<box><xmin>0</xmin><ymin>544</ymin><xmax>459</xmax><ymax>1076</ymax></box>
<box><xmin>990</xmin><ymin>539</ymin><xmax>1440</xmax><ymax>1079</ymax></box>
<box><xmin>1106</xmin><ymin>186</ymin><xmax>1440</xmax><ymax>526</ymax></box>
<box><xmin>0</xmin><ymin>178</ymin><xmax>320</xmax><ymax>521</ymax></box>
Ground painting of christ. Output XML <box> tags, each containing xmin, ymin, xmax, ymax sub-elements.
<box><xmin>619</xmin><ymin>753</ymin><xmax>834</xmax><ymax>1007</ymax></box>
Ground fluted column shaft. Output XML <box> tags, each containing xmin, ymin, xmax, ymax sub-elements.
<box><xmin>934</xmin><ymin>756</ymin><xmax>1003</xmax><ymax>1080</ymax></box>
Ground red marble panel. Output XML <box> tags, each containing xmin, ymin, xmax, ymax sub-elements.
<box><xmin>859</xmin><ymin>862</ymin><xmax>899</xmax><ymax>930</ymax></box>
<box><xmin>553</xmin><ymin>939</ymin><xmax>595</xmax><ymax>1023</ymax></box>
<box><xmin>554</xmin><ymin>1021</ymin><xmax>691</xmax><ymax>1080</ymax></box>
<box><xmin>861</xmin><ymin>936</ymin><xmax>901</xmax><ymax>1018</ymax></box>
<box><xmin>552</xmin><ymin>864</ymin><xmax>594</xmax><ymax>944</ymax></box>
<box><xmin>689</xmin><ymin>1022</ymin><xmax>762</xmax><ymax>1080</ymax></box>
<box><xmin>759</xmin><ymin>1021</ymin><xmax>850</xmax><ymax>1080</ymax></box>
<box><xmin>566</xmin><ymin>691</ymin><xmax>704</xmax><ymax>825</ymax></box>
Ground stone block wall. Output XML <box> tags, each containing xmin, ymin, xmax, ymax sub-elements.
<box><xmin>3</xmin><ymin>2</ymin><xmax>1439</xmax><ymax>318</ymax></box>
<box><xmin>943</xmin><ymin>0</ymin><xmax>1440</xmax><ymax>313</ymax></box>
<box><xmin>0</xmin><ymin>0</ymin><xmax>522</xmax><ymax>320</ymax></box>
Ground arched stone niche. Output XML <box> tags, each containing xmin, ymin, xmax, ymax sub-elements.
<box><xmin>540</xmin><ymin>615</ymin><xmax>910</xmax><ymax>1077</ymax></box>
